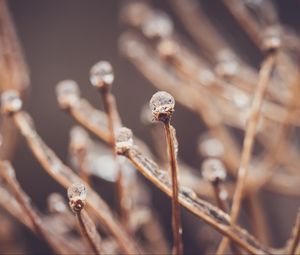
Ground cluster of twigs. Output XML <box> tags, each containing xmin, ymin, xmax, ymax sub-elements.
<box><xmin>1</xmin><ymin>0</ymin><xmax>300</xmax><ymax>254</ymax></box>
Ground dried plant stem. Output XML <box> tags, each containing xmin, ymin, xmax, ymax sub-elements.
<box><xmin>76</xmin><ymin>209</ymin><xmax>102</xmax><ymax>255</ymax></box>
<box><xmin>222</xmin><ymin>0</ymin><xmax>263</xmax><ymax>50</ymax></box>
<box><xmin>100</xmin><ymin>89</ymin><xmax>128</xmax><ymax>226</ymax></box>
<box><xmin>121</xmin><ymin>146</ymin><xmax>282</xmax><ymax>255</ymax></box>
<box><xmin>0</xmin><ymin>0</ymin><xmax>29</xmax><ymax>160</ymax></box>
<box><xmin>212</xmin><ymin>183</ymin><xmax>228</xmax><ymax>213</ymax></box>
<box><xmin>0</xmin><ymin>184</ymin><xmax>87</xmax><ymax>254</ymax></box>
<box><xmin>10</xmin><ymin>111</ymin><xmax>141</xmax><ymax>255</ymax></box>
<box><xmin>217</xmin><ymin>51</ymin><xmax>277</xmax><ymax>255</ymax></box>
<box><xmin>287</xmin><ymin>210</ymin><xmax>300</xmax><ymax>255</ymax></box>
<box><xmin>164</xmin><ymin>122</ymin><xmax>183</xmax><ymax>255</ymax></box>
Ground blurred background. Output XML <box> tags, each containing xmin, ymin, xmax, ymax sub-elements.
<box><xmin>4</xmin><ymin>0</ymin><xmax>300</xmax><ymax>253</ymax></box>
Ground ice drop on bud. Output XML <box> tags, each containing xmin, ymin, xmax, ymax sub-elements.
<box><xmin>70</xmin><ymin>126</ymin><xmax>90</xmax><ymax>152</ymax></box>
<box><xmin>201</xmin><ymin>158</ymin><xmax>226</xmax><ymax>184</ymax></box>
<box><xmin>67</xmin><ymin>183</ymin><xmax>87</xmax><ymax>213</ymax></box>
<box><xmin>198</xmin><ymin>134</ymin><xmax>224</xmax><ymax>158</ymax></box>
<box><xmin>90</xmin><ymin>61</ymin><xmax>114</xmax><ymax>89</ymax></box>
<box><xmin>1</xmin><ymin>90</ymin><xmax>22</xmax><ymax>114</ymax></box>
<box><xmin>115</xmin><ymin>127</ymin><xmax>134</xmax><ymax>155</ymax></box>
<box><xmin>149</xmin><ymin>91</ymin><xmax>175</xmax><ymax>123</ymax></box>
<box><xmin>56</xmin><ymin>80</ymin><xmax>80</xmax><ymax>109</ymax></box>
<box><xmin>262</xmin><ymin>27</ymin><xmax>281</xmax><ymax>52</ymax></box>
<box><xmin>142</xmin><ymin>10</ymin><xmax>174</xmax><ymax>39</ymax></box>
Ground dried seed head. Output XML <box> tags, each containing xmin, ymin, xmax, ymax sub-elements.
<box><xmin>48</xmin><ymin>193</ymin><xmax>67</xmax><ymax>214</ymax></box>
<box><xmin>201</xmin><ymin>158</ymin><xmax>226</xmax><ymax>183</ymax></box>
<box><xmin>67</xmin><ymin>182</ymin><xmax>87</xmax><ymax>213</ymax></box>
<box><xmin>142</xmin><ymin>10</ymin><xmax>174</xmax><ymax>39</ymax></box>
<box><xmin>90</xmin><ymin>61</ymin><xmax>114</xmax><ymax>89</ymax></box>
<box><xmin>115</xmin><ymin>127</ymin><xmax>134</xmax><ymax>155</ymax></box>
<box><xmin>149</xmin><ymin>91</ymin><xmax>175</xmax><ymax>122</ymax></box>
<box><xmin>70</xmin><ymin>126</ymin><xmax>89</xmax><ymax>152</ymax></box>
<box><xmin>1</xmin><ymin>90</ymin><xmax>22</xmax><ymax>114</ymax></box>
<box><xmin>56</xmin><ymin>80</ymin><xmax>80</xmax><ymax>109</ymax></box>
<box><xmin>262</xmin><ymin>27</ymin><xmax>281</xmax><ymax>52</ymax></box>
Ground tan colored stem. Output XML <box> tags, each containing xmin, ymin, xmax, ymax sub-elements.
<box><xmin>217</xmin><ymin>51</ymin><xmax>277</xmax><ymax>255</ymax></box>
<box><xmin>11</xmin><ymin>111</ymin><xmax>141</xmax><ymax>255</ymax></box>
<box><xmin>164</xmin><ymin>122</ymin><xmax>183</xmax><ymax>255</ymax></box>
<box><xmin>76</xmin><ymin>209</ymin><xmax>102</xmax><ymax>255</ymax></box>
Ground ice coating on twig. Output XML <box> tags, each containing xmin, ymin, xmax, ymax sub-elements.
<box><xmin>116</xmin><ymin>127</ymin><xmax>134</xmax><ymax>154</ymax></box>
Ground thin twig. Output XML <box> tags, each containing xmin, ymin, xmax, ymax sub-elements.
<box><xmin>3</xmin><ymin>106</ymin><xmax>141</xmax><ymax>255</ymax></box>
<box><xmin>115</xmin><ymin>134</ymin><xmax>281</xmax><ymax>254</ymax></box>
<box><xmin>287</xmin><ymin>210</ymin><xmax>300</xmax><ymax>255</ymax></box>
<box><xmin>68</xmin><ymin>183</ymin><xmax>102</xmax><ymax>255</ymax></box>
<box><xmin>0</xmin><ymin>161</ymin><xmax>80</xmax><ymax>254</ymax></box>
<box><xmin>217</xmin><ymin>48</ymin><xmax>278</xmax><ymax>255</ymax></box>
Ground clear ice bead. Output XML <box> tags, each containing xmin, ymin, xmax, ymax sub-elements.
<box><xmin>90</xmin><ymin>61</ymin><xmax>114</xmax><ymax>88</ymax></box>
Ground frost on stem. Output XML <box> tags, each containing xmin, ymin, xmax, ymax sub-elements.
<box><xmin>1</xmin><ymin>90</ymin><xmax>22</xmax><ymax>114</ymax></box>
<box><xmin>67</xmin><ymin>183</ymin><xmax>87</xmax><ymax>213</ymax></box>
<box><xmin>149</xmin><ymin>91</ymin><xmax>175</xmax><ymax>123</ymax></box>
<box><xmin>115</xmin><ymin>127</ymin><xmax>134</xmax><ymax>155</ymax></box>
<box><xmin>90</xmin><ymin>61</ymin><xmax>114</xmax><ymax>89</ymax></box>
<box><xmin>56</xmin><ymin>80</ymin><xmax>80</xmax><ymax>109</ymax></box>
<box><xmin>201</xmin><ymin>158</ymin><xmax>227</xmax><ymax>184</ymax></box>
<box><xmin>141</xmin><ymin>10</ymin><xmax>174</xmax><ymax>39</ymax></box>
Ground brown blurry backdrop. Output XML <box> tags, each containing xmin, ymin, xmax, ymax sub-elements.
<box><xmin>5</xmin><ymin>0</ymin><xmax>300</xmax><ymax>253</ymax></box>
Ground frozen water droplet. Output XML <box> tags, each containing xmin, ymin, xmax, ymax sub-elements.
<box><xmin>201</xmin><ymin>158</ymin><xmax>226</xmax><ymax>183</ymax></box>
<box><xmin>48</xmin><ymin>193</ymin><xmax>67</xmax><ymax>213</ymax></box>
<box><xmin>116</xmin><ymin>127</ymin><xmax>133</xmax><ymax>154</ymax></box>
<box><xmin>1</xmin><ymin>90</ymin><xmax>22</xmax><ymax>114</ymax></box>
<box><xmin>90</xmin><ymin>61</ymin><xmax>114</xmax><ymax>88</ymax></box>
<box><xmin>262</xmin><ymin>27</ymin><xmax>281</xmax><ymax>51</ymax></box>
<box><xmin>67</xmin><ymin>182</ymin><xmax>87</xmax><ymax>202</ymax></box>
<box><xmin>142</xmin><ymin>11</ymin><xmax>174</xmax><ymax>39</ymax></box>
<box><xmin>197</xmin><ymin>69</ymin><xmax>215</xmax><ymax>86</ymax></box>
<box><xmin>149</xmin><ymin>91</ymin><xmax>175</xmax><ymax>122</ymax></box>
<box><xmin>232</xmin><ymin>91</ymin><xmax>250</xmax><ymax>109</ymax></box>
<box><xmin>56</xmin><ymin>80</ymin><xmax>80</xmax><ymax>109</ymax></box>
<box><xmin>70</xmin><ymin>126</ymin><xmax>89</xmax><ymax>152</ymax></box>
<box><xmin>198</xmin><ymin>135</ymin><xmax>224</xmax><ymax>158</ymax></box>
